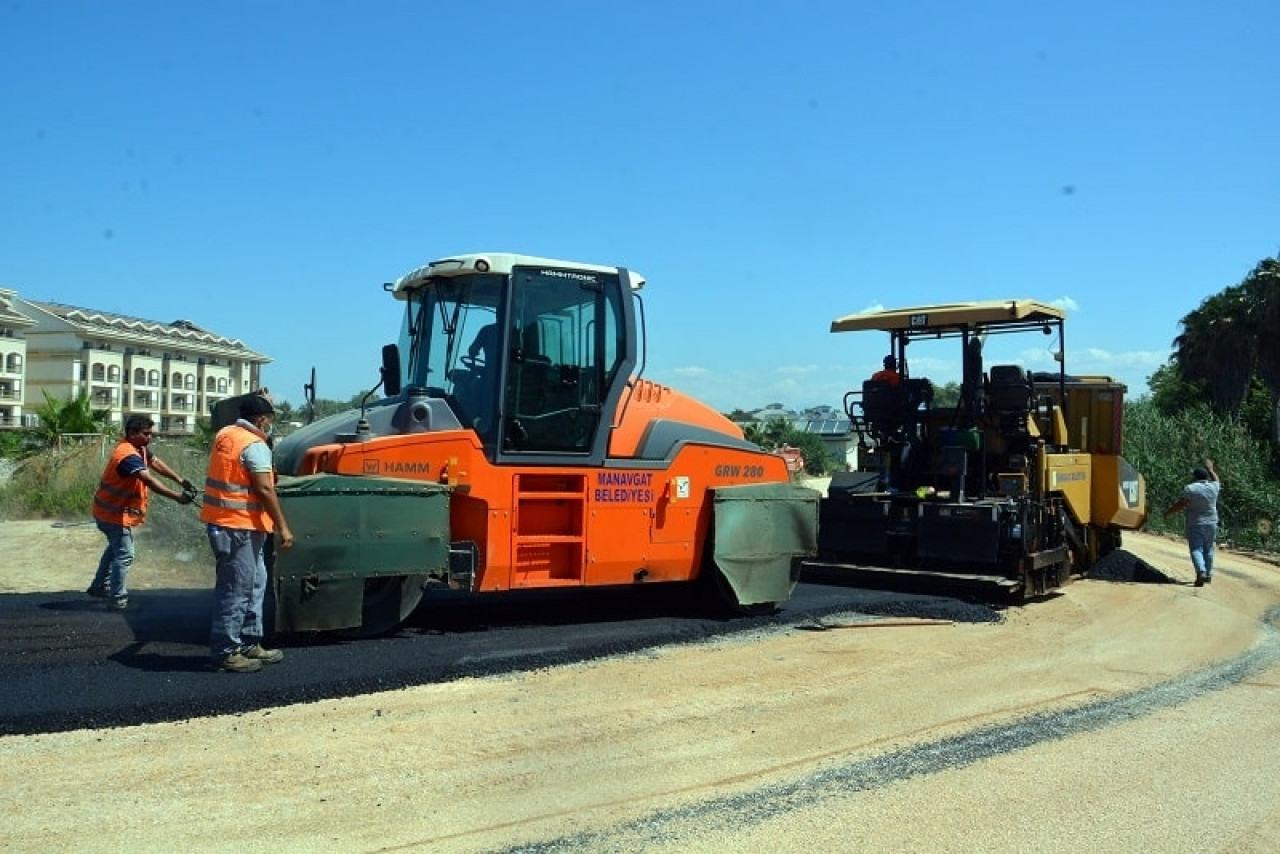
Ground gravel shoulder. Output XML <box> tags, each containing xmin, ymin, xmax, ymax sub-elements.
<box><xmin>1</xmin><ymin>519</ymin><xmax>1278</xmax><ymax>852</ymax></box>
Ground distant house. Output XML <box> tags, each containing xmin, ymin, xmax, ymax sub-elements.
<box><xmin>734</xmin><ymin>405</ymin><xmax>865</xmax><ymax>471</ymax></box>
<box><xmin>0</xmin><ymin>289</ymin><xmax>269</xmax><ymax>434</ymax></box>
<box><xmin>796</xmin><ymin>411</ymin><xmax>862</xmax><ymax>471</ymax></box>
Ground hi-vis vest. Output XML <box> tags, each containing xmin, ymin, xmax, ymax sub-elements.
<box><xmin>200</xmin><ymin>424</ymin><xmax>274</xmax><ymax>532</ymax></box>
<box><xmin>93</xmin><ymin>440</ymin><xmax>149</xmax><ymax>527</ymax></box>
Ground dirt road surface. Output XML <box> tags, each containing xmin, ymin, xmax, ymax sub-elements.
<box><xmin>1</xmin><ymin>518</ymin><xmax>1278</xmax><ymax>853</ymax></box>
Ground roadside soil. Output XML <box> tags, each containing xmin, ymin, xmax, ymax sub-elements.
<box><xmin>1</xmin><ymin>516</ymin><xmax>1279</xmax><ymax>852</ymax></box>
<box><xmin>0</xmin><ymin>519</ymin><xmax>209</xmax><ymax>595</ymax></box>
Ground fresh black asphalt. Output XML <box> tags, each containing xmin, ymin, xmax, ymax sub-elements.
<box><xmin>0</xmin><ymin>577</ymin><xmax>1004</xmax><ymax>736</ymax></box>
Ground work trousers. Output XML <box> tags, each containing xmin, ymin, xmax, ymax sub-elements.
<box><xmin>207</xmin><ymin>524</ymin><xmax>269</xmax><ymax>660</ymax></box>
<box><xmin>91</xmin><ymin>521</ymin><xmax>135</xmax><ymax>605</ymax></box>
<box><xmin>1187</xmin><ymin>521</ymin><xmax>1217</xmax><ymax>580</ymax></box>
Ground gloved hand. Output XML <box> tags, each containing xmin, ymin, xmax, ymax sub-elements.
<box><xmin>180</xmin><ymin>478</ymin><xmax>196</xmax><ymax>492</ymax></box>
<box><xmin>177</xmin><ymin>490</ymin><xmax>195</xmax><ymax>505</ymax></box>
<box><xmin>181</xmin><ymin>480</ymin><xmax>199</xmax><ymax>504</ymax></box>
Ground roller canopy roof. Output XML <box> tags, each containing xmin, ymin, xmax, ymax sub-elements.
<box><xmin>831</xmin><ymin>299</ymin><xmax>1065</xmax><ymax>334</ymax></box>
<box><xmin>392</xmin><ymin>252</ymin><xmax>645</xmax><ymax>299</ymax></box>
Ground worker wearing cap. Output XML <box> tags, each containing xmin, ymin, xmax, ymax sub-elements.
<box><xmin>201</xmin><ymin>393</ymin><xmax>295</xmax><ymax>673</ymax></box>
<box><xmin>1163</xmin><ymin>458</ymin><xmax>1220</xmax><ymax>587</ymax></box>
<box><xmin>87</xmin><ymin>414</ymin><xmax>196</xmax><ymax>611</ymax></box>
<box><xmin>871</xmin><ymin>354</ymin><xmax>901</xmax><ymax>386</ymax></box>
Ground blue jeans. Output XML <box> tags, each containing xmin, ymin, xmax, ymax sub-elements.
<box><xmin>207</xmin><ymin>525</ymin><xmax>269</xmax><ymax>660</ymax></box>
<box><xmin>91</xmin><ymin>521</ymin><xmax>135</xmax><ymax>604</ymax></box>
<box><xmin>1187</xmin><ymin>522</ymin><xmax>1217</xmax><ymax>579</ymax></box>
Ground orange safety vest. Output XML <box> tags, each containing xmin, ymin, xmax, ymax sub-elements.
<box><xmin>200</xmin><ymin>424</ymin><xmax>275</xmax><ymax>532</ymax></box>
<box><xmin>93</xmin><ymin>440</ymin><xmax>149</xmax><ymax>527</ymax></box>
<box><xmin>870</xmin><ymin>368</ymin><xmax>901</xmax><ymax>387</ymax></box>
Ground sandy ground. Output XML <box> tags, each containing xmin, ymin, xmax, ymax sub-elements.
<box><xmin>1</xmin><ymin>517</ymin><xmax>1279</xmax><ymax>852</ymax></box>
<box><xmin>0</xmin><ymin>519</ymin><xmax>209</xmax><ymax>595</ymax></box>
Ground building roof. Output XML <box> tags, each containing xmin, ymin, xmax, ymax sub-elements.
<box><xmin>734</xmin><ymin>413</ymin><xmax>853</xmax><ymax>437</ymax></box>
<box><xmin>0</xmin><ymin>289</ymin><xmax>37</xmax><ymax>328</ymax></box>
<box><xmin>21</xmin><ymin>300</ymin><xmax>269</xmax><ymax>360</ymax></box>
<box><xmin>801</xmin><ymin>416</ymin><xmax>852</xmax><ymax>436</ymax></box>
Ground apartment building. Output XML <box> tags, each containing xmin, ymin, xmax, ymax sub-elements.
<box><xmin>0</xmin><ymin>287</ymin><xmax>268</xmax><ymax>434</ymax></box>
<box><xmin>0</xmin><ymin>289</ymin><xmax>36</xmax><ymax>428</ymax></box>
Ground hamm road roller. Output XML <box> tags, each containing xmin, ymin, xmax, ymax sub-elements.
<box><xmin>270</xmin><ymin>252</ymin><xmax>819</xmax><ymax>634</ymax></box>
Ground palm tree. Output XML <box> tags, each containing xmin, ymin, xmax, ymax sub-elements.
<box><xmin>1246</xmin><ymin>258</ymin><xmax>1280</xmax><ymax>440</ymax></box>
<box><xmin>1172</xmin><ymin>256</ymin><xmax>1280</xmax><ymax>419</ymax></box>
<box><xmin>32</xmin><ymin>390</ymin><xmax>111</xmax><ymax>447</ymax></box>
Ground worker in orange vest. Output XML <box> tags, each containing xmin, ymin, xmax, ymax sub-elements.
<box><xmin>87</xmin><ymin>414</ymin><xmax>195</xmax><ymax>610</ymax></box>
<box><xmin>201</xmin><ymin>393</ymin><xmax>295</xmax><ymax>673</ymax></box>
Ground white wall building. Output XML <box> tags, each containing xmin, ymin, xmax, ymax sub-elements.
<box><xmin>0</xmin><ymin>289</ymin><xmax>37</xmax><ymax>429</ymax></box>
<box><xmin>0</xmin><ymin>290</ymin><xmax>269</xmax><ymax>434</ymax></box>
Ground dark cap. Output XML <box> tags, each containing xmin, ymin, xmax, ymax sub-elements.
<box><xmin>239</xmin><ymin>394</ymin><xmax>275</xmax><ymax>419</ymax></box>
<box><xmin>1192</xmin><ymin>466</ymin><xmax>1209</xmax><ymax>481</ymax></box>
<box><xmin>883</xmin><ymin>355</ymin><xmax>896</xmax><ymax>368</ymax></box>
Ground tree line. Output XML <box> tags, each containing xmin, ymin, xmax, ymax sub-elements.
<box><xmin>1131</xmin><ymin>255</ymin><xmax>1280</xmax><ymax>553</ymax></box>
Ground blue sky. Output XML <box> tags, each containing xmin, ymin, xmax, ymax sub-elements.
<box><xmin>4</xmin><ymin>1</ymin><xmax>1278</xmax><ymax>414</ymax></box>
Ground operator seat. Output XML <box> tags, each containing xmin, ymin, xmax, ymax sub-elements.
<box><xmin>860</xmin><ymin>379</ymin><xmax>909</xmax><ymax>441</ymax></box>
<box><xmin>989</xmin><ymin>364</ymin><xmax>1034</xmax><ymax>438</ymax></box>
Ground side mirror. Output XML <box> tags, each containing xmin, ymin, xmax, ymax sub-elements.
<box><xmin>381</xmin><ymin>344</ymin><xmax>402</xmax><ymax>397</ymax></box>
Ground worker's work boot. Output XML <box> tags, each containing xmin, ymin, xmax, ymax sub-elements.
<box><xmin>241</xmin><ymin>644</ymin><xmax>284</xmax><ymax>664</ymax></box>
<box><xmin>215</xmin><ymin>653</ymin><xmax>263</xmax><ymax>673</ymax></box>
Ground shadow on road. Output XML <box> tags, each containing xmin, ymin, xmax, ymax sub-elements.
<box><xmin>109</xmin><ymin>641</ymin><xmax>211</xmax><ymax>673</ymax></box>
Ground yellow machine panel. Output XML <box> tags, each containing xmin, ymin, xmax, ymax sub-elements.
<box><xmin>1045</xmin><ymin>454</ymin><xmax>1092</xmax><ymax>524</ymax></box>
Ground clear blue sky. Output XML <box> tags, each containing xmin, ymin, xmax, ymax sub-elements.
<box><xmin>4</xmin><ymin>1</ymin><xmax>1277</xmax><ymax>414</ymax></box>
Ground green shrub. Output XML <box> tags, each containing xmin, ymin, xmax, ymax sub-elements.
<box><xmin>0</xmin><ymin>437</ymin><xmax>209</xmax><ymax>559</ymax></box>
<box><xmin>0</xmin><ymin>430</ymin><xmax>26</xmax><ymax>459</ymax></box>
<box><xmin>1125</xmin><ymin>398</ymin><xmax>1280</xmax><ymax>552</ymax></box>
<box><xmin>0</xmin><ymin>439</ymin><xmax>104</xmax><ymax>519</ymax></box>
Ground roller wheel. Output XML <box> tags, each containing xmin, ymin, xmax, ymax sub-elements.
<box><xmin>342</xmin><ymin>574</ymin><xmax>429</xmax><ymax>638</ymax></box>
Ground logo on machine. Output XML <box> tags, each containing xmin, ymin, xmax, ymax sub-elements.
<box><xmin>362</xmin><ymin>458</ymin><xmax>432</xmax><ymax>476</ymax></box>
<box><xmin>540</xmin><ymin>269</ymin><xmax>599</xmax><ymax>283</ymax></box>
<box><xmin>594</xmin><ymin>471</ymin><xmax>654</xmax><ymax>503</ymax></box>
<box><xmin>714</xmin><ymin>464</ymin><xmax>766</xmax><ymax>479</ymax></box>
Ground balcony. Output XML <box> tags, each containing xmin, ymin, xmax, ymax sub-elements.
<box><xmin>160</xmin><ymin>417</ymin><xmax>197</xmax><ymax>435</ymax></box>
